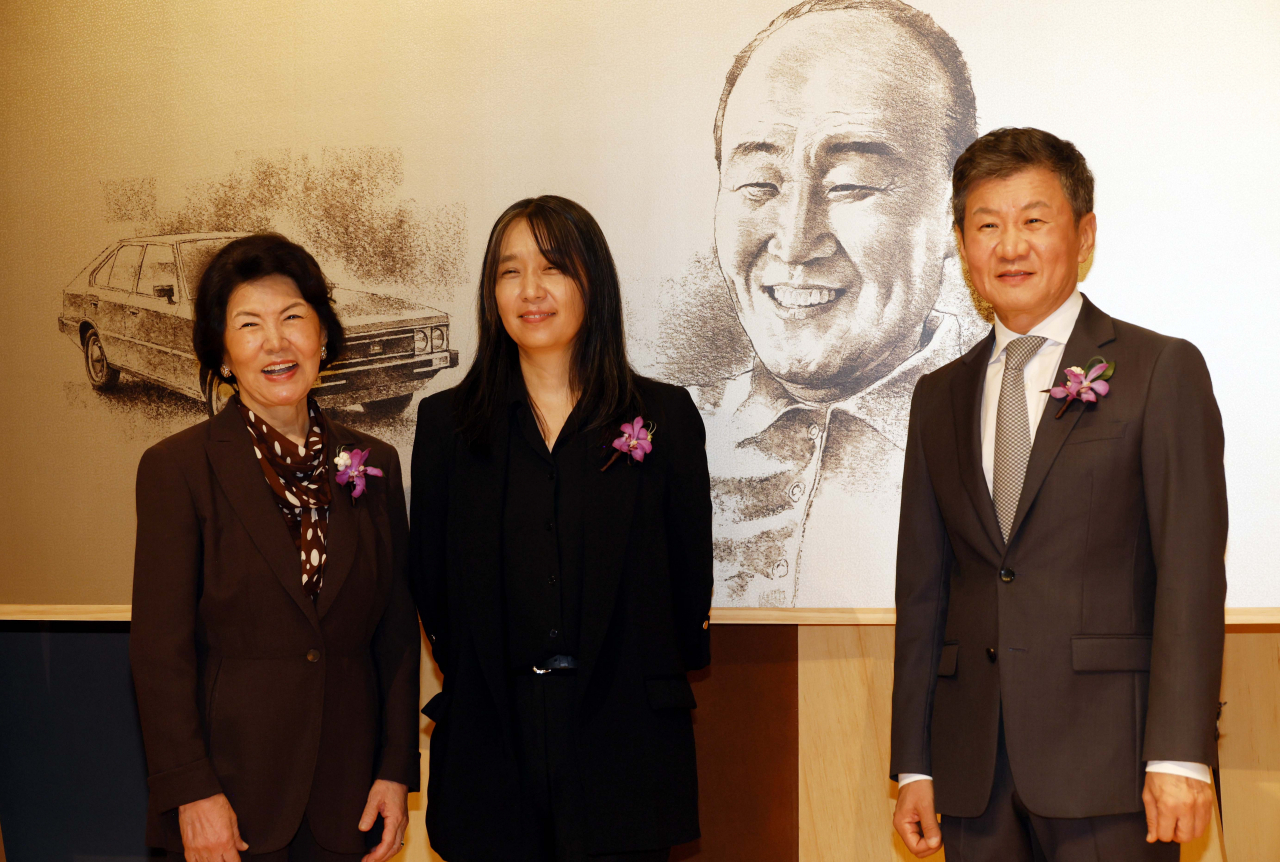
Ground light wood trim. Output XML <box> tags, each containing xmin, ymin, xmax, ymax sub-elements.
<box><xmin>0</xmin><ymin>604</ymin><xmax>132</xmax><ymax>620</ymax></box>
<box><xmin>2</xmin><ymin>604</ymin><xmax>1277</xmax><ymax>627</ymax></box>
<box><xmin>1225</xmin><ymin>607</ymin><xmax>1280</xmax><ymax>625</ymax></box>
<box><xmin>715</xmin><ymin>606</ymin><xmax>1280</xmax><ymax>627</ymax></box>
<box><xmin>711</xmin><ymin>604</ymin><xmax>901</xmax><ymax>625</ymax></box>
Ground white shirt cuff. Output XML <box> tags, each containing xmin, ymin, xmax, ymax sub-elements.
<box><xmin>897</xmin><ymin>773</ymin><xmax>932</xmax><ymax>787</ymax></box>
<box><xmin>1146</xmin><ymin>761</ymin><xmax>1213</xmax><ymax>784</ymax></box>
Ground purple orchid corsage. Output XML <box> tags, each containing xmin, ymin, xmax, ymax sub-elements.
<box><xmin>335</xmin><ymin>447</ymin><xmax>383</xmax><ymax>500</ymax></box>
<box><xmin>1044</xmin><ymin>356</ymin><xmax>1114</xmax><ymax>419</ymax></box>
<box><xmin>601</xmin><ymin>416</ymin><xmax>655</xmax><ymax>472</ymax></box>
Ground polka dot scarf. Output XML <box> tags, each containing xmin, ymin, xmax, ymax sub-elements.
<box><xmin>234</xmin><ymin>395</ymin><xmax>333</xmax><ymax>599</ymax></box>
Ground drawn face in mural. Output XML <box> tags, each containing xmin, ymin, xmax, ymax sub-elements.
<box><xmin>715</xmin><ymin>11</ymin><xmax>957</xmax><ymax>400</ymax></box>
<box><xmin>495</xmin><ymin>218</ymin><xmax>586</xmax><ymax>358</ymax></box>
<box><xmin>957</xmin><ymin>167</ymin><xmax>1096</xmax><ymax>331</ymax></box>
<box><xmin>222</xmin><ymin>274</ymin><xmax>327</xmax><ymax>415</ymax></box>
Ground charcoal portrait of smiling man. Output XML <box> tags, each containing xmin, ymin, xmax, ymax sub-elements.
<box><xmin>690</xmin><ymin>0</ymin><xmax>983</xmax><ymax>607</ymax></box>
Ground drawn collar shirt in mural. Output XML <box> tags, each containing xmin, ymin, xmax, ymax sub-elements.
<box><xmin>235</xmin><ymin>396</ymin><xmax>332</xmax><ymax>598</ymax></box>
<box><xmin>692</xmin><ymin>311</ymin><xmax>966</xmax><ymax>608</ymax></box>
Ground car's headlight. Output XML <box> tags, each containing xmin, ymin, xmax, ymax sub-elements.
<box><xmin>431</xmin><ymin>326</ymin><xmax>447</xmax><ymax>352</ymax></box>
<box><xmin>414</xmin><ymin>329</ymin><xmax>428</xmax><ymax>355</ymax></box>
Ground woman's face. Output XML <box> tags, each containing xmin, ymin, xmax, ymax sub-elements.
<box><xmin>494</xmin><ymin>219</ymin><xmax>585</xmax><ymax>358</ymax></box>
<box><xmin>222</xmin><ymin>274</ymin><xmax>326</xmax><ymax>413</ymax></box>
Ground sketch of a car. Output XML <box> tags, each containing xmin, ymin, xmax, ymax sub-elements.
<box><xmin>57</xmin><ymin>233</ymin><xmax>459</xmax><ymax>416</ymax></box>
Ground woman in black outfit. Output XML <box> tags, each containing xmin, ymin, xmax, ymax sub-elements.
<box><xmin>407</xmin><ymin>196</ymin><xmax>713</xmax><ymax>862</ymax></box>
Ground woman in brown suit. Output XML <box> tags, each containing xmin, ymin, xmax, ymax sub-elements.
<box><xmin>130</xmin><ymin>234</ymin><xmax>420</xmax><ymax>862</ymax></box>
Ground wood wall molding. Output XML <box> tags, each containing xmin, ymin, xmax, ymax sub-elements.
<box><xmin>4</xmin><ymin>604</ymin><xmax>1279</xmax><ymax>626</ymax></box>
<box><xmin>0</xmin><ymin>604</ymin><xmax>132</xmax><ymax>621</ymax></box>
<box><xmin>711</xmin><ymin>607</ymin><xmax>1280</xmax><ymax>627</ymax></box>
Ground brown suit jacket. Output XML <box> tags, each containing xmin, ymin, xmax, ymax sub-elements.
<box><xmin>130</xmin><ymin>405</ymin><xmax>420</xmax><ymax>853</ymax></box>
<box><xmin>890</xmin><ymin>295</ymin><xmax>1227</xmax><ymax>818</ymax></box>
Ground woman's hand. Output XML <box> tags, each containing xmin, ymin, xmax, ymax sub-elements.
<box><xmin>178</xmin><ymin>793</ymin><xmax>249</xmax><ymax>862</ymax></box>
<box><xmin>359</xmin><ymin>779</ymin><xmax>409</xmax><ymax>862</ymax></box>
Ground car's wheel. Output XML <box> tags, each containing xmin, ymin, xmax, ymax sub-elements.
<box><xmin>362</xmin><ymin>394</ymin><xmax>414</xmax><ymax>417</ymax></box>
<box><xmin>83</xmin><ymin>328</ymin><xmax>120</xmax><ymax>391</ymax></box>
<box><xmin>202</xmin><ymin>369</ymin><xmax>236</xmax><ymax>417</ymax></box>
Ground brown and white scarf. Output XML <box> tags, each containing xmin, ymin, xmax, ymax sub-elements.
<box><xmin>234</xmin><ymin>395</ymin><xmax>332</xmax><ymax>598</ymax></box>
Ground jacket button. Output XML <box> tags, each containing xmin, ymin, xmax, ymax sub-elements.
<box><xmin>986</xmin><ymin>648</ymin><xmax>997</xmax><ymax>663</ymax></box>
<box><xmin>306</xmin><ymin>649</ymin><xmax>321</xmax><ymax>662</ymax></box>
<box><xmin>999</xmin><ymin>568</ymin><xmax>1016</xmax><ymax>583</ymax></box>
<box><xmin>549</xmin><ymin>629</ymin><xmax>559</xmax><ymax>639</ymax></box>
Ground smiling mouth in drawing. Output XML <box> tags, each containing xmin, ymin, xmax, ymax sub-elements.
<box><xmin>763</xmin><ymin>283</ymin><xmax>847</xmax><ymax>319</ymax></box>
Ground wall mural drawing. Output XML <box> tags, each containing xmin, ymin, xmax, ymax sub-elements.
<box><xmin>59</xmin><ymin>233</ymin><xmax>457</xmax><ymax>417</ymax></box>
<box><xmin>4</xmin><ymin>0</ymin><xmax>1273</xmax><ymax>611</ymax></box>
<box><xmin>59</xmin><ymin>148</ymin><xmax>464</xmax><ymax>423</ymax></box>
<box><xmin>657</xmin><ymin>0</ymin><xmax>989</xmax><ymax>607</ymax></box>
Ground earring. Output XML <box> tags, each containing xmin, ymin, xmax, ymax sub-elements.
<box><xmin>320</xmin><ymin>346</ymin><xmax>327</xmax><ymax>360</ymax></box>
<box><xmin>220</xmin><ymin>365</ymin><xmax>232</xmax><ymax>379</ymax></box>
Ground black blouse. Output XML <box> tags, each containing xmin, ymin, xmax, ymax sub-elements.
<box><xmin>501</xmin><ymin>382</ymin><xmax>592</xmax><ymax>668</ymax></box>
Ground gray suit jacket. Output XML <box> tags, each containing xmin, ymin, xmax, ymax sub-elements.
<box><xmin>889</xmin><ymin>295</ymin><xmax>1227</xmax><ymax>818</ymax></box>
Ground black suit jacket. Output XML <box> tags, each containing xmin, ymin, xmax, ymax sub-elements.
<box><xmin>408</xmin><ymin>377</ymin><xmax>713</xmax><ymax>860</ymax></box>
<box><xmin>130</xmin><ymin>405</ymin><xmax>420</xmax><ymax>853</ymax></box>
<box><xmin>890</xmin><ymin>295</ymin><xmax>1227</xmax><ymax>818</ymax></box>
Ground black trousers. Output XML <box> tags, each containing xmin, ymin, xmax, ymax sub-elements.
<box><xmin>166</xmin><ymin>816</ymin><xmax>363</xmax><ymax>862</ymax></box>
<box><xmin>512</xmin><ymin>671</ymin><xmax>669</xmax><ymax>862</ymax></box>
<box><xmin>940</xmin><ymin>720</ymin><xmax>1178</xmax><ymax>862</ymax></box>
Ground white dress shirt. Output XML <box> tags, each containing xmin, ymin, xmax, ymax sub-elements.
<box><xmin>898</xmin><ymin>290</ymin><xmax>1210</xmax><ymax>788</ymax></box>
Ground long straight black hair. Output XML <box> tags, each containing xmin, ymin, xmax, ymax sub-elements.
<box><xmin>454</xmin><ymin>195</ymin><xmax>641</xmax><ymax>446</ymax></box>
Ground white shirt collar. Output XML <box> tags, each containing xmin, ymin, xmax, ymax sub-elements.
<box><xmin>990</xmin><ymin>288</ymin><xmax>1083</xmax><ymax>364</ymax></box>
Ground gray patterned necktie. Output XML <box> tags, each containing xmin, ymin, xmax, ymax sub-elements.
<box><xmin>993</xmin><ymin>336</ymin><xmax>1047</xmax><ymax>542</ymax></box>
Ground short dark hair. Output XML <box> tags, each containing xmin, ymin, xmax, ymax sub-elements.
<box><xmin>713</xmin><ymin>0</ymin><xmax>977</xmax><ymax>170</ymax></box>
<box><xmin>454</xmin><ymin>196</ymin><xmax>640</xmax><ymax>445</ymax></box>
<box><xmin>952</xmin><ymin>127</ymin><xmax>1095</xmax><ymax>229</ymax></box>
<box><xmin>193</xmin><ymin>233</ymin><xmax>345</xmax><ymax>383</ymax></box>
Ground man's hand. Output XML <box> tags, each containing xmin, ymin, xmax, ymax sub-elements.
<box><xmin>359</xmin><ymin>779</ymin><xmax>409</xmax><ymax>862</ymax></box>
<box><xmin>893</xmin><ymin>779</ymin><xmax>943</xmax><ymax>858</ymax></box>
<box><xmin>178</xmin><ymin>793</ymin><xmax>248</xmax><ymax>862</ymax></box>
<box><xmin>1143</xmin><ymin>772</ymin><xmax>1214</xmax><ymax>844</ymax></box>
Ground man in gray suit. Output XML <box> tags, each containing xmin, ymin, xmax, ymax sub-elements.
<box><xmin>890</xmin><ymin>128</ymin><xmax>1225</xmax><ymax>859</ymax></box>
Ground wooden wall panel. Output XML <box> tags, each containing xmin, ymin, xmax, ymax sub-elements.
<box><xmin>1218</xmin><ymin>630</ymin><xmax>1280</xmax><ymax>862</ymax></box>
<box><xmin>798</xmin><ymin>625</ymin><xmax>918</xmax><ymax>862</ymax></box>
<box><xmin>796</xmin><ymin>625</ymin><xmax>1230</xmax><ymax>862</ymax></box>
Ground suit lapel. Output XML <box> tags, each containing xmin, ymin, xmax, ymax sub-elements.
<box><xmin>1006</xmin><ymin>296</ymin><xmax>1117</xmax><ymax>542</ymax></box>
<box><xmin>204</xmin><ymin>407</ymin><xmax>320</xmax><ymax>631</ymax></box>
<box><xmin>951</xmin><ymin>330</ymin><xmax>1005</xmax><ymax>553</ymax></box>
<box><xmin>315</xmin><ymin>421</ymin><xmax>365</xmax><ymax>619</ymax></box>
<box><xmin>577</xmin><ymin>443</ymin><xmax>641</xmax><ymax>687</ymax></box>
<box><xmin>454</xmin><ymin>410</ymin><xmax>513</xmax><ymax>712</ymax></box>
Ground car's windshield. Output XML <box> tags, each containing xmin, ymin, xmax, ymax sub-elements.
<box><xmin>177</xmin><ymin>238</ymin><xmax>236</xmax><ymax>293</ymax></box>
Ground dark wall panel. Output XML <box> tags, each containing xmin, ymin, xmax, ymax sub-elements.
<box><xmin>675</xmin><ymin>625</ymin><xmax>798</xmax><ymax>862</ymax></box>
<box><xmin>0</xmin><ymin>623</ymin><xmax>798</xmax><ymax>862</ymax></box>
<box><xmin>0</xmin><ymin>623</ymin><xmax>152</xmax><ymax>862</ymax></box>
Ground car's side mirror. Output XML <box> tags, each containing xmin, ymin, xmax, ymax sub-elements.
<box><xmin>154</xmin><ymin>284</ymin><xmax>176</xmax><ymax>304</ymax></box>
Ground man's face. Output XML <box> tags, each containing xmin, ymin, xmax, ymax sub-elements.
<box><xmin>715</xmin><ymin>12</ymin><xmax>957</xmax><ymax>400</ymax></box>
<box><xmin>958</xmin><ymin>167</ymin><xmax>1096</xmax><ymax>333</ymax></box>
